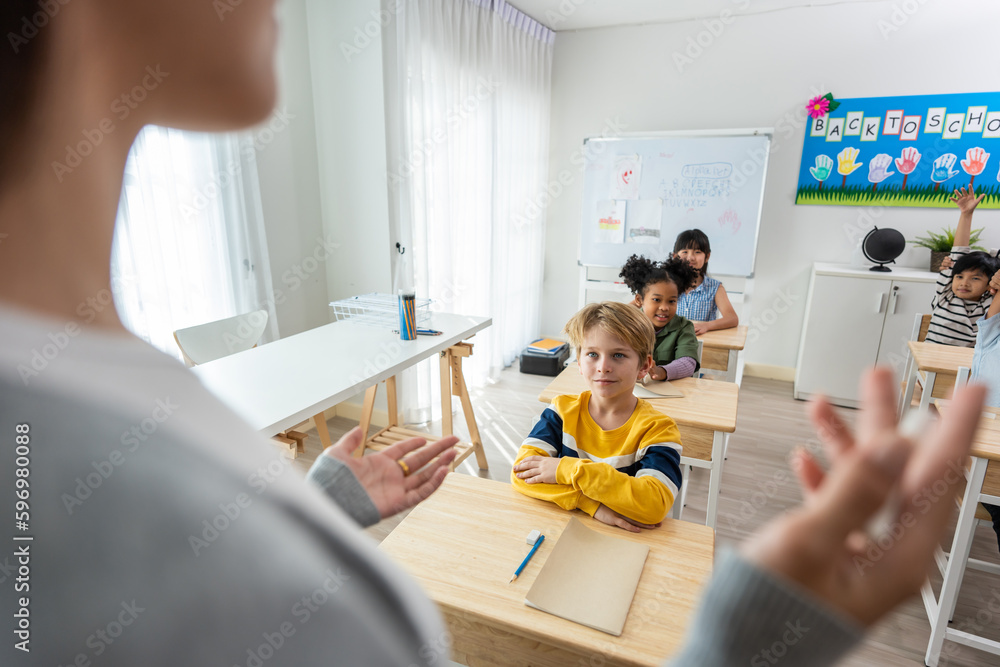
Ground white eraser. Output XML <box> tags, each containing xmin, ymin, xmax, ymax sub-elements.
<box><xmin>526</xmin><ymin>530</ymin><xmax>541</xmax><ymax>545</ymax></box>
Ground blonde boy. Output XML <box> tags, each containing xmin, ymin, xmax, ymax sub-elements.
<box><xmin>511</xmin><ymin>302</ymin><xmax>684</xmax><ymax>532</ymax></box>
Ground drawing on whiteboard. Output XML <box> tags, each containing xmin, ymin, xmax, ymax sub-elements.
<box><xmin>717</xmin><ymin>209</ymin><xmax>741</xmax><ymax>235</ymax></box>
<box><xmin>611</xmin><ymin>155</ymin><xmax>641</xmax><ymax>199</ymax></box>
<box><xmin>627</xmin><ymin>200</ymin><xmax>662</xmax><ymax>245</ymax></box>
<box><xmin>595</xmin><ymin>199</ymin><xmax>625</xmax><ymax>244</ymax></box>
<box><xmin>659</xmin><ymin>162</ymin><xmax>734</xmax><ymax>208</ymax></box>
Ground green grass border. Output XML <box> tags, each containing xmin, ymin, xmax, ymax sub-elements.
<box><xmin>795</xmin><ymin>183</ymin><xmax>1000</xmax><ymax>208</ymax></box>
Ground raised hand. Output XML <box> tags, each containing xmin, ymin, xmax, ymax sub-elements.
<box><xmin>961</xmin><ymin>147</ymin><xmax>990</xmax><ymax>187</ymax></box>
<box><xmin>948</xmin><ymin>185</ymin><xmax>985</xmax><ymax>213</ymax></box>
<box><xmin>991</xmin><ymin>270</ymin><xmax>1000</xmax><ymax>296</ymax></box>
<box><xmin>867</xmin><ymin>153</ymin><xmax>895</xmax><ymax>189</ymax></box>
<box><xmin>746</xmin><ymin>368</ymin><xmax>985</xmax><ymax>627</ymax></box>
<box><xmin>809</xmin><ymin>155</ymin><xmax>834</xmax><ymax>183</ymax></box>
<box><xmin>931</xmin><ymin>153</ymin><xmax>959</xmax><ymax>189</ymax></box>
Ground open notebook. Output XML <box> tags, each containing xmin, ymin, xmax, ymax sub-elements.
<box><xmin>633</xmin><ymin>380</ymin><xmax>683</xmax><ymax>399</ymax></box>
<box><xmin>524</xmin><ymin>518</ymin><xmax>649</xmax><ymax>636</ymax></box>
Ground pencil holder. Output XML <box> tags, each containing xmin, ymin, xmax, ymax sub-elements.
<box><xmin>398</xmin><ymin>293</ymin><xmax>416</xmax><ymax>340</ymax></box>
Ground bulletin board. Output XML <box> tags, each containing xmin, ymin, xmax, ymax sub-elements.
<box><xmin>579</xmin><ymin>131</ymin><xmax>771</xmax><ymax>277</ymax></box>
<box><xmin>796</xmin><ymin>91</ymin><xmax>1000</xmax><ymax>208</ymax></box>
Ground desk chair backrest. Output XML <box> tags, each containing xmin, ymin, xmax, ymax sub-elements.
<box><xmin>913</xmin><ymin>313</ymin><xmax>932</xmax><ymax>343</ymax></box>
<box><xmin>173</xmin><ymin>309</ymin><xmax>269</xmax><ymax>366</ymax></box>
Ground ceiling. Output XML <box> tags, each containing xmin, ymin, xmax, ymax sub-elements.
<box><xmin>506</xmin><ymin>0</ymin><xmax>883</xmax><ymax>32</ymax></box>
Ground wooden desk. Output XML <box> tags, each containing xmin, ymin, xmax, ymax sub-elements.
<box><xmin>697</xmin><ymin>325</ymin><xmax>748</xmax><ymax>383</ymax></box>
<box><xmin>900</xmin><ymin>341</ymin><xmax>974</xmax><ymax>416</ymax></box>
<box><xmin>923</xmin><ymin>414</ymin><xmax>1000</xmax><ymax>666</ymax></box>
<box><xmin>539</xmin><ymin>364</ymin><xmax>739</xmax><ymax>529</ymax></box>
<box><xmin>379</xmin><ymin>474</ymin><xmax>715</xmax><ymax>667</ymax></box>
<box><xmin>192</xmin><ymin>313</ymin><xmax>491</xmax><ymax>463</ymax></box>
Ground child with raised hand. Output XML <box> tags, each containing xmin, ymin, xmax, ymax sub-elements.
<box><xmin>926</xmin><ymin>187</ymin><xmax>999</xmax><ymax>346</ymax></box>
<box><xmin>673</xmin><ymin>229</ymin><xmax>739</xmax><ymax>336</ymax></box>
<box><xmin>511</xmin><ymin>302</ymin><xmax>684</xmax><ymax>532</ymax></box>
<box><xmin>620</xmin><ymin>253</ymin><xmax>700</xmax><ymax>381</ymax></box>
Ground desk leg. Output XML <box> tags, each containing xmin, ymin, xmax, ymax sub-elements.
<box><xmin>726</xmin><ymin>349</ymin><xmax>738</xmax><ymax>383</ymax></box>
<box><xmin>706</xmin><ymin>431</ymin><xmax>725</xmax><ymax>530</ymax></box>
<box><xmin>385</xmin><ymin>375</ymin><xmax>399</xmax><ymax>428</ymax></box>
<box><xmin>454</xmin><ymin>360</ymin><xmax>489</xmax><ymax>470</ymax></box>
<box><xmin>440</xmin><ymin>351</ymin><xmax>453</xmax><ymax>436</ymax></box>
<box><xmin>671</xmin><ymin>467</ymin><xmax>687</xmax><ymax>521</ymax></box>
<box><xmin>925</xmin><ymin>457</ymin><xmax>987</xmax><ymax>667</ymax></box>
<box><xmin>312</xmin><ymin>413</ymin><xmax>333</xmax><ymax>450</ymax></box>
<box><xmin>918</xmin><ymin>371</ymin><xmax>937</xmax><ymax>413</ymax></box>
<box><xmin>899</xmin><ymin>352</ymin><xmax>918</xmax><ymax>420</ymax></box>
<box><xmin>355</xmin><ymin>385</ymin><xmax>378</xmax><ymax>458</ymax></box>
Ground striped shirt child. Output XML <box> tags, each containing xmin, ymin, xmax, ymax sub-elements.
<box><xmin>926</xmin><ymin>246</ymin><xmax>994</xmax><ymax>347</ymax></box>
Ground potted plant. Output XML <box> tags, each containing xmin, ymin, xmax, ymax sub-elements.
<box><xmin>911</xmin><ymin>226</ymin><xmax>986</xmax><ymax>272</ymax></box>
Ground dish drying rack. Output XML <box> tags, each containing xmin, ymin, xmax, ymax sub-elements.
<box><xmin>329</xmin><ymin>293</ymin><xmax>433</xmax><ymax>329</ymax></box>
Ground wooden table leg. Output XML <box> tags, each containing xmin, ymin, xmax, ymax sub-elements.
<box><xmin>356</xmin><ymin>384</ymin><xmax>378</xmax><ymax>458</ymax></box>
<box><xmin>440</xmin><ymin>350</ymin><xmax>453</xmax><ymax>436</ymax></box>
<box><xmin>453</xmin><ymin>353</ymin><xmax>488</xmax><ymax>470</ymax></box>
<box><xmin>312</xmin><ymin>413</ymin><xmax>333</xmax><ymax>450</ymax></box>
<box><xmin>385</xmin><ymin>375</ymin><xmax>399</xmax><ymax>428</ymax></box>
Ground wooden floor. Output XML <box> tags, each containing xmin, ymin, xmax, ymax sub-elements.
<box><xmin>290</xmin><ymin>369</ymin><xmax>1000</xmax><ymax>667</ymax></box>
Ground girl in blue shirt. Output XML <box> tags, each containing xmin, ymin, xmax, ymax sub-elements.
<box><xmin>673</xmin><ymin>229</ymin><xmax>739</xmax><ymax>336</ymax></box>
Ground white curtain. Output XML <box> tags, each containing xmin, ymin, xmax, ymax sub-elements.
<box><xmin>385</xmin><ymin>0</ymin><xmax>553</xmax><ymax>422</ymax></box>
<box><xmin>111</xmin><ymin>126</ymin><xmax>279</xmax><ymax>361</ymax></box>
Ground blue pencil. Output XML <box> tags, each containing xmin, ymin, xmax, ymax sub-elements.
<box><xmin>509</xmin><ymin>534</ymin><xmax>545</xmax><ymax>583</ymax></box>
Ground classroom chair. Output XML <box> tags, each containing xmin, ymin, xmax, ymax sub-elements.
<box><xmin>173</xmin><ymin>310</ymin><xmax>305</xmax><ymax>459</ymax></box>
<box><xmin>173</xmin><ymin>309</ymin><xmax>269</xmax><ymax>366</ymax></box>
<box><xmin>922</xmin><ymin>366</ymin><xmax>1000</xmax><ymax>665</ymax></box>
<box><xmin>898</xmin><ymin>312</ymin><xmax>948</xmax><ymax>418</ymax></box>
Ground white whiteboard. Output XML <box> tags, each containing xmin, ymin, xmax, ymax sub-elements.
<box><xmin>578</xmin><ymin>132</ymin><xmax>771</xmax><ymax>277</ymax></box>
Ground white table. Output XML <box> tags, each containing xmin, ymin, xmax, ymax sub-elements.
<box><xmin>192</xmin><ymin>312</ymin><xmax>491</xmax><ymax>438</ymax></box>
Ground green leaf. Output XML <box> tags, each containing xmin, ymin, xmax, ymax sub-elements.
<box><xmin>909</xmin><ymin>226</ymin><xmax>984</xmax><ymax>251</ymax></box>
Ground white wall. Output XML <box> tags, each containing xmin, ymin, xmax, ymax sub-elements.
<box><xmin>256</xmin><ymin>0</ymin><xmax>329</xmax><ymax>338</ymax></box>
<box><xmin>257</xmin><ymin>0</ymin><xmax>395</xmax><ymax>338</ymax></box>
<box><xmin>305</xmin><ymin>0</ymin><xmax>393</xmax><ymax>303</ymax></box>
<box><xmin>542</xmin><ymin>1</ymin><xmax>1000</xmax><ymax>371</ymax></box>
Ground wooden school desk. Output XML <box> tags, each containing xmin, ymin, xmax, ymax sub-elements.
<box><xmin>538</xmin><ymin>364</ymin><xmax>739</xmax><ymax>530</ymax></box>
<box><xmin>378</xmin><ymin>474</ymin><xmax>715</xmax><ymax>667</ymax></box>
<box><xmin>899</xmin><ymin>341</ymin><xmax>974</xmax><ymax>415</ymax></box>
<box><xmin>697</xmin><ymin>325</ymin><xmax>748</xmax><ymax>383</ymax></box>
<box><xmin>923</xmin><ymin>413</ymin><xmax>1000</xmax><ymax>666</ymax></box>
<box><xmin>192</xmin><ymin>312</ymin><xmax>491</xmax><ymax>465</ymax></box>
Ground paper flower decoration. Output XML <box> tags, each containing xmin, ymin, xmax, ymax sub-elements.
<box><xmin>806</xmin><ymin>95</ymin><xmax>829</xmax><ymax>119</ymax></box>
<box><xmin>805</xmin><ymin>93</ymin><xmax>841</xmax><ymax>119</ymax></box>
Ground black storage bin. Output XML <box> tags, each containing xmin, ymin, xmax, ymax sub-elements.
<box><xmin>519</xmin><ymin>345</ymin><xmax>570</xmax><ymax>376</ymax></box>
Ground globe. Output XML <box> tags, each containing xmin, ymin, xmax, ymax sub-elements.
<box><xmin>862</xmin><ymin>227</ymin><xmax>905</xmax><ymax>272</ymax></box>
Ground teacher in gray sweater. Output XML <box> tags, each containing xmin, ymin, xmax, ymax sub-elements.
<box><xmin>0</xmin><ymin>1</ymin><xmax>985</xmax><ymax>666</ymax></box>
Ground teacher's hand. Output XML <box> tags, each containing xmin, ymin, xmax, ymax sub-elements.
<box><xmin>741</xmin><ymin>368</ymin><xmax>984</xmax><ymax>627</ymax></box>
<box><xmin>321</xmin><ymin>427</ymin><xmax>459</xmax><ymax>519</ymax></box>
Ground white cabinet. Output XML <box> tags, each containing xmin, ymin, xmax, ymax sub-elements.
<box><xmin>794</xmin><ymin>264</ymin><xmax>938</xmax><ymax>408</ymax></box>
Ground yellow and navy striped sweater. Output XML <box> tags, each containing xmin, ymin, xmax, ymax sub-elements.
<box><xmin>511</xmin><ymin>391</ymin><xmax>683</xmax><ymax>525</ymax></box>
